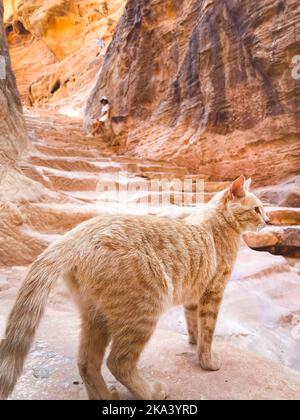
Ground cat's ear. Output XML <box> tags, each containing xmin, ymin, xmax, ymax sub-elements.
<box><xmin>244</xmin><ymin>178</ymin><xmax>252</xmax><ymax>191</ymax></box>
<box><xmin>227</xmin><ymin>175</ymin><xmax>246</xmax><ymax>199</ymax></box>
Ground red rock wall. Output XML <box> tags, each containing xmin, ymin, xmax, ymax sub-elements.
<box><xmin>0</xmin><ymin>0</ymin><xmax>27</xmax><ymax>163</ymax></box>
<box><xmin>86</xmin><ymin>0</ymin><xmax>300</xmax><ymax>186</ymax></box>
<box><xmin>4</xmin><ymin>0</ymin><xmax>126</xmax><ymax>106</ymax></box>
<box><xmin>0</xmin><ymin>0</ymin><xmax>50</xmax><ymax>266</ymax></box>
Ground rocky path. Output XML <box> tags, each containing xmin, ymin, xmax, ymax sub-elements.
<box><xmin>7</xmin><ymin>107</ymin><xmax>223</xmax><ymax>265</ymax></box>
<box><xmin>21</xmin><ymin>108</ymin><xmax>201</xmax><ymax>221</ymax></box>
<box><xmin>16</xmin><ymin>108</ymin><xmax>300</xmax><ymax>261</ymax></box>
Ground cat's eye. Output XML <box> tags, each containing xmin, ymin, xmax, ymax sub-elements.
<box><xmin>254</xmin><ymin>207</ymin><xmax>261</xmax><ymax>215</ymax></box>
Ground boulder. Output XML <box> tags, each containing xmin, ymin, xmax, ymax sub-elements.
<box><xmin>244</xmin><ymin>226</ymin><xmax>300</xmax><ymax>258</ymax></box>
<box><xmin>255</xmin><ymin>177</ymin><xmax>300</xmax><ymax>208</ymax></box>
<box><xmin>267</xmin><ymin>207</ymin><xmax>300</xmax><ymax>226</ymax></box>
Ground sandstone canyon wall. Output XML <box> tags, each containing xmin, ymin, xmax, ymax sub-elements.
<box><xmin>1</xmin><ymin>0</ymin><xmax>59</xmax><ymax>203</ymax></box>
<box><xmin>0</xmin><ymin>0</ymin><xmax>58</xmax><ymax>265</ymax></box>
<box><xmin>0</xmin><ymin>0</ymin><xmax>28</xmax><ymax>195</ymax></box>
<box><xmin>0</xmin><ymin>0</ymin><xmax>27</xmax><ymax>164</ymax></box>
<box><xmin>86</xmin><ymin>0</ymin><xmax>300</xmax><ymax>186</ymax></box>
<box><xmin>4</xmin><ymin>0</ymin><xmax>126</xmax><ymax>114</ymax></box>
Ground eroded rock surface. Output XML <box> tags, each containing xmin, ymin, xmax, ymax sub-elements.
<box><xmin>0</xmin><ymin>0</ymin><xmax>27</xmax><ymax>161</ymax></box>
<box><xmin>86</xmin><ymin>0</ymin><xmax>300</xmax><ymax>185</ymax></box>
<box><xmin>255</xmin><ymin>177</ymin><xmax>300</xmax><ymax>208</ymax></box>
<box><xmin>244</xmin><ymin>226</ymin><xmax>300</xmax><ymax>258</ymax></box>
<box><xmin>0</xmin><ymin>0</ymin><xmax>49</xmax><ymax>264</ymax></box>
<box><xmin>4</xmin><ymin>0</ymin><xmax>126</xmax><ymax>115</ymax></box>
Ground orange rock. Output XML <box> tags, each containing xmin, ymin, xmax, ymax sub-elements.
<box><xmin>85</xmin><ymin>0</ymin><xmax>300</xmax><ymax>186</ymax></box>
<box><xmin>0</xmin><ymin>1</ymin><xmax>27</xmax><ymax>160</ymax></box>
<box><xmin>255</xmin><ymin>178</ymin><xmax>300</xmax><ymax>208</ymax></box>
<box><xmin>244</xmin><ymin>226</ymin><xmax>300</xmax><ymax>258</ymax></box>
<box><xmin>267</xmin><ymin>208</ymin><xmax>300</xmax><ymax>226</ymax></box>
<box><xmin>243</xmin><ymin>231</ymin><xmax>280</xmax><ymax>249</ymax></box>
<box><xmin>4</xmin><ymin>0</ymin><xmax>126</xmax><ymax>110</ymax></box>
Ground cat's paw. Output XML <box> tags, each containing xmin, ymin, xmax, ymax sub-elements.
<box><xmin>188</xmin><ymin>333</ymin><xmax>197</xmax><ymax>345</ymax></box>
<box><xmin>199</xmin><ymin>352</ymin><xmax>221</xmax><ymax>371</ymax></box>
<box><xmin>151</xmin><ymin>381</ymin><xmax>168</xmax><ymax>400</ymax></box>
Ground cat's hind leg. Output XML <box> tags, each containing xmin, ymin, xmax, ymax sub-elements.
<box><xmin>78</xmin><ymin>314</ymin><xmax>118</xmax><ymax>400</ymax></box>
<box><xmin>107</xmin><ymin>318</ymin><xmax>168</xmax><ymax>400</ymax></box>
<box><xmin>64</xmin><ymin>271</ymin><xmax>117</xmax><ymax>399</ymax></box>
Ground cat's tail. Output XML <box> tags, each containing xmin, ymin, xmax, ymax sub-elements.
<box><xmin>0</xmin><ymin>241</ymin><xmax>72</xmax><ymax>400</ymax></box>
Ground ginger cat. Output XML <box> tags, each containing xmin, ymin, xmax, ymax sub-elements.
<box><xmin>0</xmin><ymin>176</ymin><xmax>269</xmax><ymax>400</ymax></box>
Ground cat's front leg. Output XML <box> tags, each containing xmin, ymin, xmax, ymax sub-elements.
<box><xmin>184</xmin><ymin>305</ymin><xmax>198</xmax><ymax>345</ymax></box>
<box><xmin>197</xmin><ymin>287</ymin><xmax>225</xmax><ymax>372</ymax></box>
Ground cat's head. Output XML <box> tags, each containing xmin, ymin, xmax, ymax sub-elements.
<box><xmin>211</xmin><ymin>175</ymin><xmax>270</xmax><ymax>232</ymax></box>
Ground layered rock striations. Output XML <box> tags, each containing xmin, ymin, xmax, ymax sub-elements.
<box><xmin>4</xmin><ymin>0</ymin><xmax>126</xmax><ymax>60</ymax></box>
<box><xmin>86</xmin><ymin>0</ymin><xmax>300</xmax><ymax>186</ymax></box>
<box><xmin>0</xmin><ymin>0</ymin><xmax>27</xmax><ymax>163</ymax></box>
<box><xmin>4</xmin><ymin>0</ymin><xmax>126</xmax><ymax>113</ymax></box>
<box><xmin>0</xmin><ymin>0</ymin><xmax>55</xmax><ymax>266</ymax></box>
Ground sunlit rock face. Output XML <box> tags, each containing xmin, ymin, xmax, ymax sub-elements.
<box><xmin>0</xmin><ymin>0</ymin><xmax>47</xmax><ymax>265</ymax></box>
<box><xmin>86</xmin><ymin>0</ymin><xmax>300</xmax><ymax>186</ymax></box>
<box><xmin>4</xmin><ymin>0</ymin><xmax>125</xmax><ymax>59</ymax></box>
<box><xmin>0</xmin><ymin>0</ymin><xmax>27</xmax><ymax>162</ymax></box>
<box><xmin>3</xmin><ymin>0</ymin><xmax>126</xmax><ymax>113</ymax></box>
